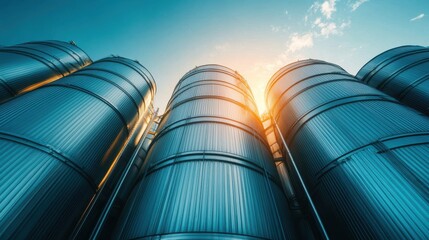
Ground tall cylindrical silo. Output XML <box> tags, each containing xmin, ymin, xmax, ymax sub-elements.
<box><xmin>0</xmin><ymin>40</ymin><xmax>92</xmax><ymax>102</ymax></box>
<box><xmin>266</xmin><ymin>59</ymin><xmax>429</xmax><ymax>239</ymax></box>
<box><xmin>356</xmin><ymin>45</ymin><xmax>429</xmax><ymax>114</ymax></box>
<box><xmin>113</xmin><ymin>64</ymin><xmax>297</xmax><ymax>240</ymax></box>
<box><xmin>0</xmin><ymin>56</ymin><xmax>155</xmax><ymax>239</ymax></box>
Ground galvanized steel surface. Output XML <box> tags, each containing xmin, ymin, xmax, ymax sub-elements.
<box><xmin>0</xmin><ymin>40</ymin><xmax>92</xmax><ymax>102</ymax></box>
<box><xmin>114</xmin><ymin>64</ymin><xmax>296</xmax><ymax>239</ymax></box>
<box><xmin>0</xmin><ymin>57</ymin><xmax>155</xmax><ymax>239</ymax></box>
<box><xmin>356</xmin><ymin>45</ymin><xmax>429</xmax><ymax>114</ymax></box>
<box><xmin>266</xmin><ymin>59</ymin><xmax>429</xmax><ymax>239</ymax></box>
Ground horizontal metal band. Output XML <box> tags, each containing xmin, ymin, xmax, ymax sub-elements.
<box><xmin>171</xmin><ymin>78</ymin><xmax>254</xmax><ymax>102</ymax></box>
<box><xmin>83</xmin><ymin>67</ymin><xmax>146</xmax><ymax>102</ymax></box>
<box><xmin>0</xmin><ymin>76</ymin><xmax>16</xmax><ymax>97</ymax></box>
<box><xmin>0</xmin><ymin>48</ymin><xmax>64</xmax><ymax>76</ymax></box>
<box><xmin>286</xmin><ymin>94</ymin><xmax>397</xmax><ymax>143</ymax></box>
<box><xmin>29</xmin><ymin>41</ymin><xmax>87</xmax><ymax>66</ymax></box>
<box><xmin>398</xmin><ymin>73</ymin><xmax>429</xmax><ymax>100</ymax></box>
<box><xmin>378</xmin><ymin>58</ymin><xmax>429</xmax><ymax>90</ymax></box>
<box><xmin>0</xmin><ymin>131</ymin><xmax>96</xmax><ymax>190</ymax></box>
<box><xmin>176</xmin><ymin>68</ymin><xmax>249</xmax><ymax>92</ymax></box>
<box><xmin>153</xmin><ymin>115</ymin><xmax>268</xmax><ymax>149</ymax></box>
<box><xmin>144</xmin><ymin>151</ymin><xmax>282</xmax><ymax>189</ymax></box>
<box><xmin>99</xmin><ymin>58</ymin><xmax>156</xmax><ymax>97</ymax></box>
<box><xmin>11</xmin><ymin>45</ymin><xmax>75</xmax><ymax>73</ymax></box>
<box><xmin>314</xmin><ymin>132</ymin><xmax>429</xmax><ymax>201</ymax></box>
<box><xmin>70</xmin><ymin>72</ymin><xmax>141</xmax><ymax>116</ymax></box>
<box><xmin>132</xmin><ymin>231</ymin><xmax>270</xmax><ymax>240</ymax></box>
<box><xmin>269</xmin><ymin>74</ymin><xmax>359</xmax><ymax>117</ymax></box>
<box><xmin>315</xmin><ymin>132</ymin><xmax>429</xmax><ymax>181</ymax></box>
<box><xmin>360</xmin><ymin>47</ymin><xmax>429</xmax><ymax>84</ymax></box>
<box><xmin>163</xmin><ymin>95</ymin><xmax>260</xmax><ymax>124</ymax></box>
<box><xmin>167</xmin><ymin>81</ymin><xmax>256</xmax><ymax>111</ymax></box>
<box><xmin>41</xmin><ymin>83</ymin><xmax>130</xmax><ymax>135</ymax></box>
<box><xmin>266</xmin><ymin>60</ymin><xmax>346</xmax><ymax>97</ymax></box>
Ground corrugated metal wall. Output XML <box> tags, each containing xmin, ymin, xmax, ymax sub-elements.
<box><xmin>356</xmin><ymin>45</ymin><xmax>429</xmax><ymax>114</ymax></box>
<box><xmin>0</xmin><ymin>56</ymin><xmax>155</xmax><ymax>239</ymax></box>
<box><xmin>113</xmin><ymin>64</ymin><xmax>297</xmax><ymax>240</ymax></box>
<box><xmin>0</xmin><ymin>40</ymin><xmax>92</xmax><ymax>102</ymax></box>
<box><xmin>266</xmin><ymin>59</ymin><xmax>429</xmax><ymax>239</ymax></box>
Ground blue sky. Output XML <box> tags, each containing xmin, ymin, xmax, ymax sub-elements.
<box><xmin>1</xmin><ymin>0</ymin><xmax>428</xmax><ymax>113</ymax></box>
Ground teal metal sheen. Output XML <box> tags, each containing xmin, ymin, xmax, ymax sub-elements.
<box><xmin>113</xmin><ymin>64</ymin><xmax>297</xmax><ymax>240</ymax></box>
<box><xmin>0</xmin><ymin>40</ymin><xmax>92</xmax><ymax>102</ymax></box>
<box><xmin>0</xmin><ymin>57</ymin><xmax>155</xmax><ymax>239</ymax></box>
<box><xmin>266</xmin><ymin>59</ymin><xmax>429</xmax><ymax>239</ymax></box>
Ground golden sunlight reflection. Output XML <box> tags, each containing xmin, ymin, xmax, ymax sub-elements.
<box><xmin>244</xmin><ymin>69</ymin><xmax>275</xmax><ymax>115</ymax></box>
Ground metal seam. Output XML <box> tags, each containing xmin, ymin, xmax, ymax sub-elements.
<box><xmin>0</xmin><ymin>76</ymin><xmax>16</xmax><ymax>96</ymax></box>
<box><xmin>378</xmin><ymin>57</ymin><xmax>429</xmax><ymax>90</ymax></box>
<box><xmin>83</xmin><ymin>67</ymin><xmax>146</xmax><ymax>101</ymax></box>
<box><xmin>171</xmin><ymin>79</ymin><xmax>254</xmax><ymax>103</ymax></box>
<box><xmin>69</xmin><ymin>72</ymin><xmax>141</xmax><ymax>117</ymax></box>
<box><xmin>0</xmin><ymin>48</ymin><xmax>64</xmax><ymax>76</ymax></box>
<box><xmin>153</xmin><ymin>116</ymin><xmax>268</xmax><ymax>148</ymax></box>
<box><xmin>270</xmin><ymin>75</ymin><xmax>361</xmax><ymax>118</ymax></box>
<box><xmin>99</xmin><ymin>59</ymin><xmax>155</xmax><ymax>96</ymax></box>
<box><xmin>266</xmin><ymin>60</ymin><xmax>347</xmax><ymax>96</ymax></box>
<box><xmin>0</xmin><ymin>131</ymin><xmax>97</xmax><ymax>190</ymax></box>
<box><xmin>286</xmin><ymin>95</ymin><xmax>397</xmax><ymax>144</ymax></box>
<box><xmin>41</xmin><ymin>83</ymin><xmax>130</xmax><ymax>135</ymax></box>
<box><xmin>315</xmin><ymin>132</ymin><xmax>429</xmax><ymax>181</ymax></box>
<box><xmin>167</xmin><ymin>81</ymin><xmax>256</xmax><ymax>111</ymax></box>
<box><xmin>398</xmin><ymin>73</ymin><xmax>429</xmax><ymax>100</ymax></box>
<box><xmin>361</xmin><ymin>47</ymin><xmax>429</xmax><ymax>84</ymax></box>
<box><xmin>164</xmin><ymin>95</ymin><xmax>260</xmax><ymax>122</ymax></box>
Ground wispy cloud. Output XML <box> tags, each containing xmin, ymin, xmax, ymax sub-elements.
<box><xmin>410</xmin><ymin>13</ymin><xmax>425</xmax><ymax>21</ymax></box>
<box><xmin>313</xmin><ymin>18</ymin><xmax>350</xmax><ymax>38</ymax></box>
<box><xmin>321</xmin><ymin>0</ymin><xmax>336</xmax><ymax>19</ymax></box>
<box><xmin>270</xmin><ymin>25</ymin><xmax>281</xmax><ymax>32</ymax></box>
<box><xmin>287</xmin><ymin>32</ymin><xmax>314</xmax><ymax>52</ymax></box>
<box><xmin>350</xmin><ymin>0</ymin><xmax>369</xmax><ymax>12</ymax></box>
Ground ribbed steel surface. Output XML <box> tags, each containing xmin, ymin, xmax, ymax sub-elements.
<box><xmin>0</xmin><ymin>57</ymin><xmax>155</xmax><ymax>239</ymax></box>
<box><xmin>0</xmin><ymin>40</ymin><xmax>92</xmax><ymax>102</ymax></box>
<box><xmin>114</xmin><ymin>64</ymin><xmax>296</xmax><ymax>240</ymax></box>
<box><xmin>266</xmin><ymin>59</ymin><xmax>429</xmax><ymax>239</ymax></box>
<box><xmin>356</xmin><ymin>45</ymin><xmax>429</xmax><ymax>114</ymax></box>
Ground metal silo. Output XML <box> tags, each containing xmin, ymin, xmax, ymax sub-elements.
<box><xmin>0</xmin><ymin>56</ymin><xmax>155</xmax><ymax>239</ymax></box>
<box><xmin>266</xmin><ymin>59</ymin><xmax>429</xmax><ymax>239</ymax></box>
<box><xmin>356</xmin><ymin>45</ymin><xmax>429</xmax><ymax>114</ymax></box>
<box><xmin>113</xmin><ymin>64</ymin><xmax>297</xmax><ymax>240</ymax></box>
<box><xmin>0</xmin><ymin>40</ymin><xmax>91</xmax><ymax>102</ymax></box>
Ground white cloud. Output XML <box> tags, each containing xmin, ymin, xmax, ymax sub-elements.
<box><xmin>350</xmin><ymin>0</ymin><xmax>369</xmax><ymax>12</ymax></box>
<box><xmin>271</xmin><ymin>25</ymin><xmax>281</xmax><ymax>32</ymax></box>
<box><xmin>313</xmin><ymin>18</ymin><xmax>349</xmax><ymax>37</ymax></box>
<box><xmin>287</xmin><ymin>32</ymin><xmax>314</xmax><ymax>52</ymax></box>
<box><xmin>321</xmin><ymin>0</ymin><xmax>336</xmax><ymax>19</ymax></box>
<box><xmin>285</xmin><ymin>10</ymin><xmax>289</xmax><ymax>15</ymax></box>
<box><xmin>320</xmin><ymin>22</ymin><xmax>338</xmax><ymax>37</ymax></box>
<box><xmin>410</xmin><ymin>13</ymin><xmax>425</xmax><ymax>21</ymax></box>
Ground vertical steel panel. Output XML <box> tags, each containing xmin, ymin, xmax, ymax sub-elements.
<box><xmin>0</xmin><ymin>57</ymin><xmax>155</xmax><ymax>239</ymax></box>
<box><xmin>266</xmin><ymin>59</ymin><xmax>429</xmax><ymax>239</ymax></box>
<box><xmin>0</xmin><ymin>40</ymin><xmax>92</xmax><ymax>102</ymax></box>
<box><xmin>356</xmin><ymin>45</ymin><xmax>429</xmax><ymax>114</ymax></box>
<box><xmin>114</xmin><ymin>64</ymin><xmax>296</xmax><ymax>239</ymax></box>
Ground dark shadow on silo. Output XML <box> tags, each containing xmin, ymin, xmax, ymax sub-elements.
<box><xmin>266</xmin><ymin>59</ymin><xmax>429</xmax><ymax>239</ymax></box>
<box><xmin>356</xmin><ymin>45</ymin><xmax>429</xmax><ymax>115</ymax></box>
<box><xmin>0</xmin><ymin>56</ymin><xmax>155</xmax><ymax>239</ymax></box>
<box><xmin>0</xmin><ymin>40</ymin><xmax>92</xmax><ymax>102</ymax></box>
<box><xmin>113</xmin><ymin>64</ymin><xmax>297</xmax><ymax>240</ymax></box>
